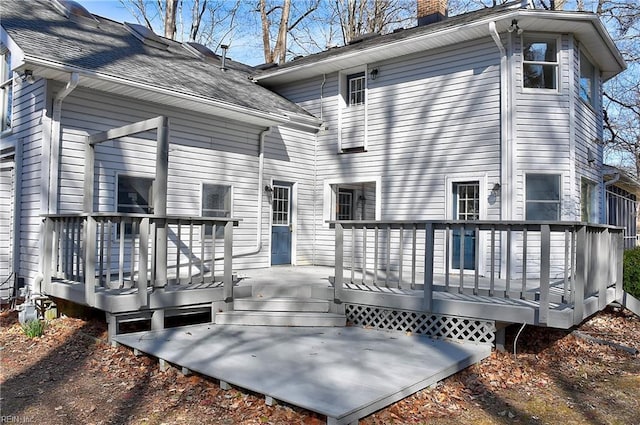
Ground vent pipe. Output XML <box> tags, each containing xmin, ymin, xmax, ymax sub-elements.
<box><xmin>220</xmin><ymin>44</ymin><xmax>229</xmax><ymax>71</ymax></box>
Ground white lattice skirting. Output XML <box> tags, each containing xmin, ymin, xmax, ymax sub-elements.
<box><xmin>345</xmin><ymin>304</ymin><xmax>495</xmax><ymax>344</ymax></box>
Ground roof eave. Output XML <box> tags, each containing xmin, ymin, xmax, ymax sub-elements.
<box><xmin>24</xmin><ymin>55</ymin><xmax>297</xmax><ymax>128</ymax></box>
<box><xmin>255</xmin><ymin>9</ymin><xmax>626</xmax><ymax>84</ymax></box>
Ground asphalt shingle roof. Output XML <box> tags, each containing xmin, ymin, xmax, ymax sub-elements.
<box><xmin>0</xmin><ymin>0</ymin><xmax>311</xmax><ymax>118</ymax></box>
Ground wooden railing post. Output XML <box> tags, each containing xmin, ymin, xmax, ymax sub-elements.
<box><xmin>539</xmin><ymin>224</ymin><xmax>550</xmax><ymax>325</ymax></box>
<box><xmin>597</xmin><ymin>228</ymin><xmax>608</xmax><ymax>310</ymax></box>
<box><xmin>138</xmin><ymin>217</ymin><xmax>149</xmax><ymax>307</ymax></box>
<box><xmin>153</xmin><ymin>116</ymin><xmax>169</xmax><ymax>288</ymax></box>
<box><xmin>84</xmin><ymin>215</ymin><xmax>96</xmax><ymax>307</ymax></box>
<box><xmin>42</xmin><ymin>217</ymin><xmax>54</xmax><ymax>294</ymax></box>
<box><xmin>334</xmin><ymin>223</ymin><xmax>344</xmax><ymax>304</ymax></box>
<box><xmin>223</xmin><ymin>220</ymin><xmax>234</xmax><ymax>311</ymax></box>
<box><xmin>574</xmin><ymin>225</ymin><xmax>587</xmax><ymax>325</ymax></box>
<box><xmin>615</xmin><ymin>230</ymin><xmax>624</xmax><ymax>302</ymax></box>
<box><xmin>423</xmin><ymin>222</ymin><xmax>434</xmax><ymax>312</ymax></box>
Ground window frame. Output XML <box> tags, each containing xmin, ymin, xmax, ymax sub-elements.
<box><xmin>0</xmin><ymin>46</ymin><xmax>13</xmax><ymax>133</ymax></box>
<box><xmin>579</xmin><ymin>50</ymin><xmax>596</xmax><ymax>107</ymax></box>
<box><xmin>336</xmin><ymin>188</ymin><xmax>354</xmax><ymax>220</ymax></box>
<box><xmin>201</xmin><ymin>183</ymin><xmax>232</xmax><ymax>239</ymax></box>
<box><xmin>116</xmin><ymin>174</ymin><xmax>154</xmax><ymax>237</ymax></box>
<box><xmin>522</xmin><ymin>35</ymin><xmax>560</xmax><ymax>92</ymax></box>
<box><xmin>346</xmin><ymin>72</ymin><xmax>366</xmax><ymax>107</ymax></box>
<box><xmin>525</xmin><ymin>173</ymin><xmax>562</xmax><ymax>221</ymax></box>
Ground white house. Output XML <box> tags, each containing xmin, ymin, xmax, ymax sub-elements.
<box><xmin>0</xmin><ymin>0</ymin><xmax>630</xmax><ymax>332</ymax></box>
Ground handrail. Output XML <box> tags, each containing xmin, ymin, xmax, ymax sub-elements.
<box><xmin>41</xmin><ymin>214</ymin><xmax>240</xmax><ymax>311</ymax></box>
<box><xmin>331</xmin><ymin>219</ymin><xmax>624</xmax><ymax>325</ymax></box>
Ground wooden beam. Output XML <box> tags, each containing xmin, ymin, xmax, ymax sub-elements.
<box><xmin>223</xmin><ymin>220</ymin><xmax>234</xmax><ymax>311</ymax></box>
<box><xmin>574</xmin><ymin>226</ymin><xmax>586</xmax><ymax>325</ymax></box>
<box><xmin>334</xmin><ymin>223</ymin><xmax>344</xmax><ymax>304</ymax></box>
<box><xmin>88</xmin><ymin>116</ymin><xmax>164</xmax><ymax>145</ymax></box>
<box><xmin>84</xmin><ymin>215</ymin><xmax>97</xmax><ymax>307</ymax></box>
<box><xmin>539</xmin><ymin>224</ymin><xmax>550</xmax><ymax>325</ymax></box>
<box><xmin>154</xmin><ymin>116</ymin><xmax>169</xmax><ymax>288</ymax></box>
<box><xmin>423</xmin><ymin>222</ymin><xmax>434</xmax><ymax>312</ymax></box>
<box><xmin>83</xmin><ymin>141</ymin><xmax>95</xmax><ymax>213</ymax></box>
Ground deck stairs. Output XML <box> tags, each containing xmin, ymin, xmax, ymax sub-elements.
<box><xmin>214</xmin><ymin>283</ymin><xmax>346</xmax><ymax>327</ymax></box>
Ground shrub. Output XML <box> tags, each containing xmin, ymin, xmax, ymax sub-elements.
<box><xmin>623</xmin><ymin>247</ymin><xmax>640</xmax><ymax>298</ymax></box>
<box><xmin>21</xmin><ymin>319</ymin><xmax>46</xmax><ymax>338</ymax></box>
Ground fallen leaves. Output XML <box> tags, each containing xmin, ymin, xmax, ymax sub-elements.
<box><xmin>1</xmin><ymin>306</ymin><xmax>638</xmax><ymax>425</ymax></box>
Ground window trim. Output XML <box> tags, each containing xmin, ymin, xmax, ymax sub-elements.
<box><xmin>115</xmin><ymin>174</ymin><xmax>154</xmax><ymax>237</ymax></box>
<box><xmin>522</xmin><ymin>35</ymin><xmax>560</xmax><ymax>93</ymax></box>
<box><xmin>524</xmin><ymin>172</ymin><xmax>562</xmax><ymax>221</ymax></box>
<box><xmin>201</xmin><ymin>182</ymin><xmax>232</xmax><ymax>239</ymax></box>
<box><xmin>580</xmin><ymin>177</ymin><xmax>598</xmax><ymax>223</ymax></box>
<box><xmin>323</xmin><ymin>176</ymin><xmax>381</xmax><ymax>224</ymax></box>
<box><xmin>0</xmin><ymin>46</ymin><xmax>13</xmax><ymax>134</ymax></box>
<box><xmin>336</xmin><ymin>188</ymin><xmax>355</xmax><ymax>220</ymax></box>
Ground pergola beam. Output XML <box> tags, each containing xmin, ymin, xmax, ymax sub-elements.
<box><xmin>88</xmin><ymin>116</ymin><xmax>165</xmax><ymax>145</ymax></box>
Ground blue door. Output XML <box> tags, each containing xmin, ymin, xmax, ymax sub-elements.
<box><xmin>452</xmin><ymin>182</ymin><xmax>479</xmax><ymax>270</ymax></box>
<box><xmin>271</xmin><ymin>183</ymin><xmax>292</xmax><ymax>265</ymax></box>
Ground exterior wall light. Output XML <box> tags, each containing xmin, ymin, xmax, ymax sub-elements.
<box><xmin>369</xmin><ymin>68</ymin><xmax>378</xmax><ymax>80</ymax></box>
<box><xmin>21</xmin><ymin>69</ymin><xmax>35</xmax><ymax>84</ymax></box>
<box><xmin>491</xmin><ymin>183</ymin><xmax>501</xmax><ymax>197</ymax></box>
<box><xmin>507</xmin><ymin>19</ymin><xmax>523</xmax><ymax>35</ymax></box>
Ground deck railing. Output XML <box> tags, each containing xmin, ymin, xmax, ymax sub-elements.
<box><xmin>42</xmin><ymin>213</ymin><xmax>238</xmax><ymax>309</ymax></box>
<box><xmin>331</xmin><ymin>221</ymin><xmax>624</xmax><ymax>325</ymax></box>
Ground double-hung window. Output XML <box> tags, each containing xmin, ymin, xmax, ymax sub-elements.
<box><xmin>0</xmin><ymin>48</ymin><xmax>12</xmax><ymax>132</ymax></box>
<box><xmin>523</xmin><ymin>37</ymin><xmax>558</xmax><ymax>90</ymax></box>
<box><xmin>347</xmin><ymin>72</ymin><xmax>365</xmax><ymax>106</ymax></box>
<box><xmin>202</xmin><ymin>184</ymin><xmax>231</xmax><ymax>238</ymax></box>
<box><xmin>580</xmin><ymin>51</ymin><xmax>596</xmax><ymax>106</ymax></box>
<box><xmin>525</xmin><ymin>174</ymin><xmax>561</xmax><ymax>220</ymax></box>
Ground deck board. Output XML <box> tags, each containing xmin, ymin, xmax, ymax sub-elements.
<box><xmin>114</xmin><ymin>324</ymin><xmax>491</xmax><ymax>424</ymax></box>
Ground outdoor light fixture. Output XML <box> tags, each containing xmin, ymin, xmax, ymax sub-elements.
<box><xmin>369</xmin><ymin>68</ymin><xmax>379</xmax><ymax>80</ymax></box>
<box><xmin>491</xmin><ymin>183</ymin><xmax>501</xmax><ymax>197</ymax></box>
<box><xmin>21</xmin><ymin>69</ymin><xmax>35</xmax><ymax>84</ymax></box>
<box><xmin>587</xmin><ymin>148</ymin><xmax>596</xmax><ymax>165</ymax></box>
<box><xmin>507</xmin><ymin>19</ymin><xmax>523</xmax><ymax>35</ymax></box>
<box><xmin>264</xmin><ymin>185</ymin><xmax>273</xmax><ymax>193</ymax></box>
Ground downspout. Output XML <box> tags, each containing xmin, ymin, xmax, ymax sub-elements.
<box><xmin>48</xmin><ymin>72</ymin><xmax>79</xmax><ymax>213</ymax></box>
<box><xmin>224</xmin><ymin>127</ymin><xmax>271</xmax><ymax>258</ymax></box>
<box><xmin>490</xmin><ymin>21</ymin><xmax>511</xmax><ymax>279</ymax></box>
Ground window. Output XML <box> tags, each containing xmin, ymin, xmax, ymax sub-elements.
<box><xmin>523</xmin><ymin>37</ymin><xmax>558</xmax><ymax>90</ymax></box>
<box><xmin>347</xmin><ymin>72</ymin><xmax>365</xmax><ymax>106</ymax></box>
<box><xmin>202</xmin><ymin>184</ymin><xmax>231</xmax><ymax>238</ymax></box>
<box><xmin>337</xmin><ymin>189</ymin><xmax>354</xmax><ymax>220</ymax></box>
<box><xmin>580</xmin><ymin>51</ymin><xmax>595</xmax><ymax>106</ymax></box>
<box><xmin>117</xmin><ymin>176</ymin><xmax>153</xmax><ymax>235</ymax></box>
<box><xmin>581</xmin><ymin>178</ymin><xmax>598</xmax><ymax>222</ymax></box>
<box><xmin>0</xmin><ymin>48</ymin><xmax>12</xmax><ymax>132</ymax></box>
<box><xmin>526</xmin><ymin>174</ymin><xmax>561</xmax><ymax>220</ymax></box>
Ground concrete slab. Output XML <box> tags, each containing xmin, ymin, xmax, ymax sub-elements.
<box><xmin>114</xmin><ymin>324</ymin><xmax>491</xmax><ymax>424</ymax></box>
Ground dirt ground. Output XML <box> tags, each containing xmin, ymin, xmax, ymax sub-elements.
<box><xmin>1</xmin><ymin>305</ymin><xmax>639</xmax><ymax>425</ymax></box>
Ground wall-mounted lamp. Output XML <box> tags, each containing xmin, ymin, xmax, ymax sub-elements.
<box><xmin>587</xmin><ymin>148</ymin><xmax>596</xmax><ymax>165</ymax></box>
<box><xmin>21</xmin><ymin>69</ymin><xmax>35</xmax><ymax>84</ymax></box>
<box><xmin>369</xmin><ymin>68</ymin><xmax>379</xmax><ymax>80</ymax></box>
<box><xmin>491</xmin><ymin>183</ymin><xmax>501</xmax><ymax>197</ymax></box>
<box><xmin>264</xmin><ymin>185</ymin><xmax>273</xmax><ymax>193</ymax></box>
<box><xmin>507</xmin><ymin>19</ymin><xmax>523</xmax><ymax>35</ymax></box>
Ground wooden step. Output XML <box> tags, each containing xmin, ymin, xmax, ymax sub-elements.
<box><xmin>214</xmin><ymin>311</ymin><xmax>346</xmax><ymax>327</ymax></box>
<box><xmin>234</xmin><ymin>297</ymin><xmax>330</xmax><ymax>313</ymax></box>
<box><xmin>250</xmin><ymin>283</ymin><xmax>332</xmax><ymax>300</ymax></box>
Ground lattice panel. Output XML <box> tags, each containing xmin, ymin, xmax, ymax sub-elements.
<box><xmin>345</xmin><ymin>304</ymin><xmax>495</xmax><ymax>344</ymax></box>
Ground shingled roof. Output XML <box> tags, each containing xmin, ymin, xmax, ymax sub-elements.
<box><xmin>0</xmin><ymin>0</ymin><xmax>313</xmax><ymax>122</ymax></box>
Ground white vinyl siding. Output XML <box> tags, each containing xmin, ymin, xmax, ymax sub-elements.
<box><xmin>57</xmin><ymin>88</ymin><xmax>316</xmax><ymax>269</ymax></box>
<box><xmin>0</xmin><ymin>158</ymin><xmax>14</xmax><ymax>294</ymax></box>
<box><xmin>273</xmin><ymin>37</ymin><xmax>502</xmax><ymax>270</ymax></box>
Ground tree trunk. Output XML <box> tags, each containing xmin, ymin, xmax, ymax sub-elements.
<box><xmin>164</xmin><ymin>0</ymin><xmax>178</xmax><ymax>39</ymax></box>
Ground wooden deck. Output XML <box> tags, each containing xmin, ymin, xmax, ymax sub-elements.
<box><xmin>114</xmin><ymin>323</ymin><xmax>491</xmax><ymax>425</ymax></box>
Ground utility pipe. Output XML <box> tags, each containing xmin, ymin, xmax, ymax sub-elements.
<box><xmin>48</xmin><ymin>72</ymin><xmax>79</xmax><ymax>213</ymax></box>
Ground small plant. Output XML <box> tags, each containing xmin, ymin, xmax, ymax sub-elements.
<box><xmin>623</xmin><ymin>247</ymin><xmax>640</xmax><ymax>299</ymax></box>
<box><xmin>21</xmin><ymin>318</ymin><xmax>46</xmax><ymax>338</ymax></box>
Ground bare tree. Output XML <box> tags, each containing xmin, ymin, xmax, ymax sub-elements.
<box><xmin>258</xmin><ymin>0</ymin><xmax>320</xmax><ymax>64</ymax></box>
<box><xmin>332</xmin><ymin>0</ymin><xmax>415</xmax><ymax>45</ymax></box>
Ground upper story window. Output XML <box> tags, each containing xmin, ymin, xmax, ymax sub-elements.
<box><xmin>522</xmin><ymin>37</ymin><xmax>558</xmax><ymax>90</ymax></box>
<box><xmin>525</xmin><ymin>173</ymin><xmax>561</xmax><ymax>220</ymax></box>
<box><xmin>202</xmin><ymin>183</ymin><xmax>231</xmax><ymax>238</ymax></box>
<box><xmin>580</xmin><ymin>51</ymin><xmax>596</xmax><ymax>106</ymax></box>
<box><xmin>0</xmin><ymin>47</ymin><xmax>12</xmax><ymax>132</ymax></box>
<box><xmin>347</xmin><ymin>72</ymin><xmax>365</xmax><ymax>106</ymax></box>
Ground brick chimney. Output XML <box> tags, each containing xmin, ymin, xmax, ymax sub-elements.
<box><xmin>417</xmin><ymin>0</ymin><xmax>447</xmax><ymax>26</ymax></box>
